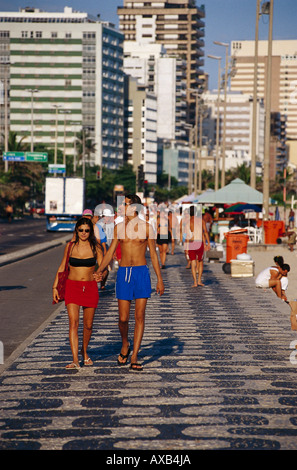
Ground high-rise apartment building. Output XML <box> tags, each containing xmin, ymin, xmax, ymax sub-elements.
<box><xmin>230</xmin><ymin>39</ymin><xmax>297</xmax><ymax>167</ymax></box>
<box><xmin>117</xmin><ymin>0</ymin><xmax>205</xmax><ymax>122</ymax></box>
<box><xmin>123</xmin><ymin>42</ymin><xmax>187</xmax><ymax>142</ymax></box>
<box><xmin>203</xmin><ymin>90</ymin><xmax>266</xmax><ymax>174</ymax></box>
<box><xmin>124</xmin><ymin>76</ymin><xmax>157</xmax><ymax>183</ymax></box>
<box><xmin>0</xmin><ymin>7</ymin><xmax>124</xmax><ymax>170</ymax></box>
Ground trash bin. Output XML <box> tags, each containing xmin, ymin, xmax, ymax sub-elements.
<box><xmin>225</xmin><ymin>231</ymin><xmax>249</xmax><ymax>263</ymax></box>
<box><xmin>263</xmin><ymin>221</ymin><xmax>284</xmax><ymax>244</ymax></box>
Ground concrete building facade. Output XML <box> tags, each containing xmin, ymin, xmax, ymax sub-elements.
<box><xmin>0</xmin><ymin>7</ymin><xmax>124</xmax><ymax>170</ymax></box>
<box><xmin>230</xmin><ymin>39</ymin><xmax>297</xmax><ymax>167</ymax></box>
<box><xmin>117</xmin><ymin>0</ymin><xmax>205</xmax><ymax>122</ymax></box>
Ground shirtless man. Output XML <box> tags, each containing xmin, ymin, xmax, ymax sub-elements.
<box><xmin>94</xmin><ymin>194</ymin><xmax>164</xmax><ymax>371</ymax></box>
<box><xmin>184</xmin><ymin>205</ymin><xmax>210</xmax><ymax>287</ymax></box>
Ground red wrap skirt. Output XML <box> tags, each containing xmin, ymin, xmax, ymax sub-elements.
<box><xmin>65</xmin><ymin>279</ymin><xmax>99</xmax><ymax>308</ymax></box>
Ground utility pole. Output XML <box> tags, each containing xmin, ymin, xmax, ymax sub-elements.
<box><xmin>208</xmin><ymin>55</ymin><xmax>222</xmax><ymax>191</ymax></box>
<box><xmin>263</xmin><ymin>0</ymin><xmax>274</xmax><ymax>220</ymax></box>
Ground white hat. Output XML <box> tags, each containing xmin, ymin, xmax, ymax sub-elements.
<box><xmin>94</xmin><ymin>205</ymin><xmax>103</xmax><ymax>216</ymax></box>
<box><xmin>103</xmin><ymin>208</ymin><xmax>114</xmax><ymax>217</ymax></box>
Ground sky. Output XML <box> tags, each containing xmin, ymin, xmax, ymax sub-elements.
<box><xmin>1</xmin><ymin>0</ymin><xmax>297</xmax><ymax>88</ymax></box>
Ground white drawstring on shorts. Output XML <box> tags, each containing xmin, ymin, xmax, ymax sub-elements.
<box><xmin>125</xmin><ymin>267</ymin><xmax>132</xmax><ymax>283</ymax></box>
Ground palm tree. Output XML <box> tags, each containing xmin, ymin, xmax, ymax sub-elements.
<box><xmin>0</xmin><ymin>131</ymin><xmax>44</xmax><ymax>213</ymax></box>
<box><xmin>75</xmin><ymin>129</ymin><xmax>96</xmax><ymax>166</ymax></box>
<box><xmin>7</xmin><ymin>131</ymin><xmax>29</xmax><ymax>152</ymax></box>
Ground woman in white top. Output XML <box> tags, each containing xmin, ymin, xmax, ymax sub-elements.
<box><xmin>255</xmin><ymin>263</ymin><xmax>290</xmax><ymax>300</ymax></box>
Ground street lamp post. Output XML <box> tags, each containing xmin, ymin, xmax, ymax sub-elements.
<box><xmin>263</xmin><ymin>0</ymin><xmax>274</xmax><ymax>220</ymax></box>
<box><xmin>208</xmin><ymin>55</ymin><xmax>222</xmax><ymax>191</ymax></box>
<box><xmin>26</xmin><ymin>88</ymin><xmax>39</xmax><ymax>152</ymax></box>
<box><xmin>60</xmin><ymin>109</ymin><xmax>71</xmax><ymax>167</ymax></box>
<box><xmin>213</xmin><ymin>41</ymin><xmax>229</xmax><ymax>188</ymax></box>
<box><xmin>52</xmin><ymin>105</ymin><xmax>62</xmax><ymax>166</ymax></box>
<box><xmin>188</xmin><ymin>88</ymin><xmax>200</xmax><ymax>196</ymax></box>
<box><xmin>69</xmin><ymin>121</ymin><xmax>81</xmax><ymax>175</ymax></box>
<box><xmin>2</xmin><ymin>61</ymin><xmax>14</xmax><ymax>172</ymax></box>
<box><xmin>3</xmin><ymin>62</ymin><xmax>10</xmax><ymax>173</ymax></box>
<box><xmin>185</xmin><ymin>123</ymin><xmax>194</xmax><ymax>195</ymax></box>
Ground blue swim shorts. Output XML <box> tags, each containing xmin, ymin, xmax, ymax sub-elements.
<box><xmin>116</xmin><ymin>265</ymin><xmax>151</xmax><ymax>300</ymax></box>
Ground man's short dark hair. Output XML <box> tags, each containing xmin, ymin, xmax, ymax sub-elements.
<box><xmin>125</xmin><ymin>193</ymin><xmax>142</xmax><ymax>214</ymax></box>
<box><xmin>283</xmin><ymin>263</ymin><xmax>290</xmax><ymax>273</ymax></box>
<box><xmin>125</xmin><ymin>194</ymin><xmax>142</xmax><ymax>205</ymax></box>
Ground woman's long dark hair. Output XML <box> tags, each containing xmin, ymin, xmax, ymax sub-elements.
<box><xmin>74</xmin><ymin>217</ymin><xmax>98</xmax><ymax>257</ymax></box>
<box><xmin>274</xmin><ymin>256</ymin><xmax>284</xmax><ymax>268</ymax></box>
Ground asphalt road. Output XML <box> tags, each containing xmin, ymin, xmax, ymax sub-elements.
<box><xmin>0</xmin><ymin>243</ymin><xmax>67</xmax><ymax>360</ymax></box>
<box><xmin>0</xmin><ymin>216</ymin><xmax>67</xmax><ymax>255</ymax></box>
<box><xmin>0</xmin><ymin>217</ymin><xmax>71</xmax><ymax>361</ymax></box>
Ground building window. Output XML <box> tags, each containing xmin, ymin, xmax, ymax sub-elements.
<box><xmin>83</xmin><ymin>32</ymin><xmax>96</xmax><ymax>39</ymax></box>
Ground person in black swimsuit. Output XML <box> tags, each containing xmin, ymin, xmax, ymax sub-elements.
<box><xmin>52</xmin><ymin>217</ymin><xmax>103</xmax><ymax>370</ymax></box>
<box><xmin>156</xmin><ymin>208</ymin><xmax>172</xmax><ymax>269</ymax></box>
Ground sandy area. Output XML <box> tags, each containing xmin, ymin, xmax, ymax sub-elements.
<box><xmin>247</xmin><ymin>243</ymin><xmax>297</xmax><ymax>302</ymax></box>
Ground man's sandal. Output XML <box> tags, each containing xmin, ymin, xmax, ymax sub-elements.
<box><xmin>117</xmin><ymin>347</ymin><xmax>131</xmax><ymax>366</ymax></box>
<box><xmin>130</xmin><ymin>363</ymin><xmax>143</xmax><ymax>372</ymax></box>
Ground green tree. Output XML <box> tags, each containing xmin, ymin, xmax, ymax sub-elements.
<box><xmin>85</xmin><ymin>164</ymin><xmax>136</xmax><ymax>206</ymax></box>
<box><xmin>0</xmin><ymin>131</ymin><xmax>46</xmax><ymax>215</ymax></box>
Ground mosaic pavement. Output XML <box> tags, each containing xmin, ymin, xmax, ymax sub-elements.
<box><xmin>1</xmin><ymin>250</ymin><xmax>297</xmax><ymax>451</ymax></box>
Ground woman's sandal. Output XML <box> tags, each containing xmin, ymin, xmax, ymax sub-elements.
<box><xmin>84</xmin><ymin>357</ymin><xmax>93</xmax><ymax>366</ymax></box>
<box><xmin>80</xmin><ymin>350</ymin><xmax>93</xmax><ymax>366</ymax></box>
<box><xmin>65</xmin><ymin>362</ymin><xmax>81</xmax><ymax>370</ymax></box>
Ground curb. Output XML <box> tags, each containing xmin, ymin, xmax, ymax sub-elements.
<box><xmin>0</xmin><ymin>302</ymin><xmax>65</xmax><ymax>376</ymax></box>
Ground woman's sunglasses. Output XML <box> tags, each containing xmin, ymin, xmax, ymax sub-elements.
<box><xmin>78</xmin><ymin>228</ymin><xmax>90</xmax><ymax>233</ymax></box>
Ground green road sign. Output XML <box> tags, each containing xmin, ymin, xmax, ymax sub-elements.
<box><xmin>25</xmin><ymin>152</ymin><xmax>48</xmax><ymax>162</ymax></box>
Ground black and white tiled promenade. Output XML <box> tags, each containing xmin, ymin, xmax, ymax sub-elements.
<box><xmin>1</xmin><ymin>250</ymin><xmax>297</xmax><ymax>451</ymax></box>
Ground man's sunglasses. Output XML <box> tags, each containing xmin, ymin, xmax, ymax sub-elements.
<box><xmin>78</xmin><ymin>228</ymin><xmax>90</xmax><ymax>233</ymax></box>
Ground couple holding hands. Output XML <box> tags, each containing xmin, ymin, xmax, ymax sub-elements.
<box><xmin>52</xmin><ymin>194</ymin><xmax>164</xmax><ymax>372</ymax></box>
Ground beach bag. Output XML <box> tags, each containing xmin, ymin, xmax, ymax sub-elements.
<box><xmin>53</xmin><ymin>242</ymin><xmax>73</xmax><ymax>304</ymax></box>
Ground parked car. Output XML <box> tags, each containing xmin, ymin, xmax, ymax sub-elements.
<box><xmin>30</xmin><ymin>203</ymin><xmax>45</xmax><ymax>215</ymax></box>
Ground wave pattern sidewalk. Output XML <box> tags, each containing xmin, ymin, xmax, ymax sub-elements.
<box><xmin>1</xmin><ymin>251</ymin><xmax>297</xmax><ymax>450</ymax></box>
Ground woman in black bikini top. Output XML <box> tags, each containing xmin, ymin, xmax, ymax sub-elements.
<box><xmin>52</xmin><ymin>217</ymin><xmax>103</xmax><ymax>370</ymax></box>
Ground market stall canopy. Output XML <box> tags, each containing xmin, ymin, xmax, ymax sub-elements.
<box><xmin>174</xmin><ymin>192</ymin><xmax>196</xmax><ymax>203</ymax></box>
<box><xmin>197</xmin><ymin>178</ymin><xmax>263</xmax><ymax>204</ymax></box>
<box><xmin>174</xmin><ymin>188</ymin><xmax>214</xmax><ymax>204</ymax></box>
<box><xmin>224</xmin><ymin>202</ymin><xmax>262</xmax><ymax>213</ymax></box>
